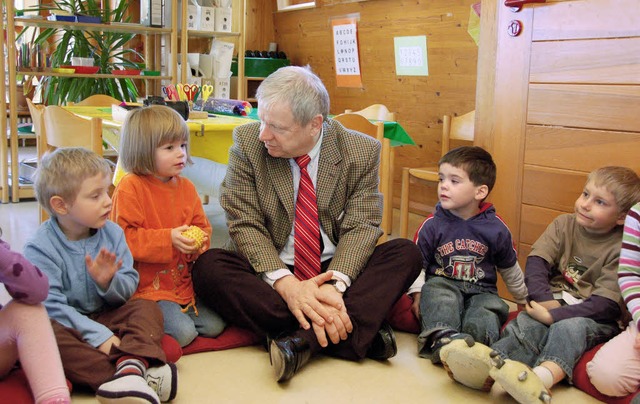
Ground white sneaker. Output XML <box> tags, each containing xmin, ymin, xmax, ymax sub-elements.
<box><xmin>146</xmin><ymin>363</ymin><xmax>178</xmax><ymax>402</ymax></box>
<box><xmin>96</xmin><ymin>373</ymin><xmax>160</xmax><ymax>404</ymax></box>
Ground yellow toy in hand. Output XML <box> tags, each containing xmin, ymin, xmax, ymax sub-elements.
<box><xmin>181</xmin><ymin>226</ymin><xmax>207</xmax><ymax>250</ymax></box>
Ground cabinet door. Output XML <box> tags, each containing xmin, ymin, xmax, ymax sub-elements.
<box><xmin>476</xmin><ymin>0</ymin><xmax>640</xmax><ymax>297</ymax></box>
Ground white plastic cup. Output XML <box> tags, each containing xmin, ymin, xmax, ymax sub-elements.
<box><xmin>268</xmin><ymin>42</ymin><xmax>277</xmax><ymax>52</ymax></box>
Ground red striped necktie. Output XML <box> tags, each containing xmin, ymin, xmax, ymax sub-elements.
<box><xmin>294</xmin><ymin>154</ymin><xmax>321</xmax><ymax>280</ymax></box>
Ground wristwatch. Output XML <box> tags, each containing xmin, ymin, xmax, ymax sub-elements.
<box><xmin>326</xmin><ymin>279</ymin><xmax>347</xmax><ymax>293</ymax></box>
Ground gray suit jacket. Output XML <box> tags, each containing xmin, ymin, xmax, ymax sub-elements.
<box><xmin>219</xmin><ymin>119</ymin><xmax>383</xmax><ymax>279</ymax></box>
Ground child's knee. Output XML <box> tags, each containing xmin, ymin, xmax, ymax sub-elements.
<box><xmin>198</xmin><ymin>317</ymin><xmax>226</xmax><ymax>338</ymax></box>
<box><xmin>168</xmin><ymin>325</ymin><xmax>198</xmax><ymax>347</ymax></box>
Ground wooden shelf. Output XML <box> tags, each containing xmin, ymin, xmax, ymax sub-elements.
<box><xmin>14</xmin><ymin>18</ymin><xmax>173</xmax><ymax>35</ymax></box>
<box><xmin>14</xmin><ymin>71</ymin><xmax>173</xmax><ymax>80</ymax></box>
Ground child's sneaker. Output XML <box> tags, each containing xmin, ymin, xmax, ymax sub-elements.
<box><xmin>440</xmin><ymin>338</ymin><xmax>495</xmax><ymax>391</ymax></box>
<box><xmin>489</xmin><ymin>354</ymin><xmax>552</xmax><ymax>404</ymax></box>
<box><xmin>96</xmin><ymin>373</ymin><xmax>160</xmax><ymax>404</ymax></box>
<box><xmin>146</xmin><ymin>363</ymin><xmax>178</xmax><ymax>402</ymax></box>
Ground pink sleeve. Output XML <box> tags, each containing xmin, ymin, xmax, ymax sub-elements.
<box><xmin>0</xmin><ymin>239</ymin><xmax>49</xmax><ymax>304</ymax></box>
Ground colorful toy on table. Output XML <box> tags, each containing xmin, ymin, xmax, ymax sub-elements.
<box><xmin>193</xmin><ymin>97</ymin><xmax>252</xmax><ymax>116</ymax></box>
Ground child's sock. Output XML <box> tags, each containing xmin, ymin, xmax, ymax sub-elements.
<box><xmin>115</xmin><ymin>356</ymin><xmax>149</xmax><ymax>377</ymax></box>
<box><xmin>96</xmin><ymin>356</ymin><xmax>160</xmax><ymax>404</ymax></box>
<box><xmin>533</xmin><ymin>365</ymin><xmax>554</xmax><ymax>390</ymax></box>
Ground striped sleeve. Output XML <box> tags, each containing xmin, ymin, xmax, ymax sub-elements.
<box><xmin>619</xmin><ymin>203</ymin><xmax>640</xmax><ymax>332</ymax></box>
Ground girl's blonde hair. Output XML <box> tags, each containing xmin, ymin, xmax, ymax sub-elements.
<box><xmin>118</xmin><ymin>105</ymin><xmax>192</xmax><ymax>175</ymax></box>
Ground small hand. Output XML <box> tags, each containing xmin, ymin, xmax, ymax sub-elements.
<box><xmin>525</xmin><ymin>300</ymin><xmax>554</xmax><ymax>325</ymax></box>
<box><xmin>97</xmin><ymin>334</ymin><xmax>121</xmax><ymax>355</ymax></box>
<box><xmin>171</xmin><ymin>225</ymin><xmax>202</xmax><ymax>254</ymax></box>
<box><xmin>410</xmin><ymin>292</ymin><xmax>421</xmax><ymax>320</ymax></box>
<box><xmin>536</xmin><ymin>299</ymin><xmax>562</xmax><ymax>310</ymax></box>
<box><xmin>86</xmin><ymin>248</ymin><xmax>122</xmax><ymax>290</ymax></box>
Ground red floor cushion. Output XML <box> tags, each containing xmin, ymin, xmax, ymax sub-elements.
<box><xmin>161</xmin><ymin>334</ymin><xmax>183</xmax><ymax>363</ymax></box>
<box><xmin>181</xmin><ymin>325</ymin><xmax>261</xmax><ymax>355</ymax></box>
<box><xmin>386</xmin><ymin>294</ymin><xmax>420</xmax><ymax>334</ymax></box>
<box><xmin>0</xmin><ymin>368</ymin><xmax>73</xmax><ymax>404</ymax></box>
<box><xmin>0</xmin><ymin>335</ymin><xmax>182</xmax><ymax>403</ymax></box>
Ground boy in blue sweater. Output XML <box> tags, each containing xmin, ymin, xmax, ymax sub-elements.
<box><xmin>24</xmin><ymin>147</ymin><xmax>177</xmax><ymax>404</ymax></box>
<box><xmin>409</xmin><ymin>146</ymin><xmax>527</xmax><ymax>363</ymax></box>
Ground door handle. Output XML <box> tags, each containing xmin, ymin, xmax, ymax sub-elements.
<box><xmin>505</xmin><ymin>0</ymin><xmax>546</xmax><ymax>11</ymax></box>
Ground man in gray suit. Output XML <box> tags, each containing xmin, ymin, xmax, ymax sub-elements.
<box><xmin>193</xmin><ymin>66</ymin><xmax>421</xmax><ymax>382</ymax></box>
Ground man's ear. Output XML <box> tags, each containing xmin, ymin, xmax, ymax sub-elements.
<box><xmin>50</xmin><ymin>195</ymin><xmax>68</xmax><ymax>216</ymax></box>
<box><xmin>475</xmin><ymin>184</ymin><xmax>489</xmax><ymax>201</ymax></box>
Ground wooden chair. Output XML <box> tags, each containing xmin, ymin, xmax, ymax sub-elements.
<box><xmin>333</xmin><ymin>113</ymin><xmax>390</xmax><ymax>243</ymax></box>
<box><xmin>36</xmin><ymin>105</ymin><xmax>104</xmax><ymax>222</ymax></box>
<box><xmin>399</xmin><ymin>110</ymin><xmax>475</xmax><ymax>239</ymax></box>
<box><xmin>345</xmin><ymin>104</ymin><xmax>397</xmax><ymax>235</ymax></box>
<box><xmin>345</xmin><ymin>104</ymin><xmax>396</xmax><ymax>121</ymax></box>
<box><xmin>68</xmin><ymin>94</ymin><xmax>121</xmax><ymax>107</ymax></box>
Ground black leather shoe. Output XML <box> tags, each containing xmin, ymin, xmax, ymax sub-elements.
<box><xmin>269</xmin><ymin>335</ymin><xmax>312</xmax><ymax>382</ymax></box>
<box><xmin>366</xmin><ymin>322</ymin><xmax>397</xmax><ymax>360</ymax></box>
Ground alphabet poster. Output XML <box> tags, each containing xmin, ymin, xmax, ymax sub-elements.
<box><xmin>332</xmin><ymin>17</ymin><xmax>362</xmax><ymax>88</ymax></box>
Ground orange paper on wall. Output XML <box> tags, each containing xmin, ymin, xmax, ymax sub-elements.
<box><xmin>332</xmin><ymin>17</ymin><xmax>362</xmax><ymax>88</ymax></box>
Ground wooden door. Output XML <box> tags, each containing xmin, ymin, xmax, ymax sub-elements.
<box><xmin>475</xmin><ymin>0</ymin><xmax>640</xmax><ymax>298</ymax></box>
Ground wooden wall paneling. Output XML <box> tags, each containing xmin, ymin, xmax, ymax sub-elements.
<box><xmin>521</xmin><ymin>166</ymin><xmax>586</xmax><ymax>212</ymax></box>
<box><xmin>525</xmin><ymin>126</ymin><xmax>640</xmax><ymax>173</ymax></box>
<box><xmin>245</xmin><ymin>1</ymin><xmax>276</xmax><ymax>50</ymax></box>
<box><xmin>520</xmin><ymin>204</ymin><xmax>565</xmax><ymax>245</ymax></box>
<box><xmin>530</xmin><ymin>38</ymin><xmax>640</xmax><ymax>84</ymax></box>
<box><xmin>532</xmin><ymin>0</ymin><xmax>640</xmax><ymax>41</ymax></box>
<box><xmin>272</xmin><ymin>0</ymin><xmax>479</xmax><ymax>215</ymax></box>
<box><xmin>475</xmin><ymin>2</ymin><xmax>533</xmax><ymax>237</ymax></box>
<box><xmin>528</xmin><ymin>84</ymin><xmax>640</xmax><ymax>132</ymax></box>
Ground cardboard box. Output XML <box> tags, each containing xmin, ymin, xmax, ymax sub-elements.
<box><xmin>187</xmin><ymin>4</ymin><xmax>198</xmax><ymax>29</ymax></box>
<box><xmin>214</xmin><ymin>7</ymin><xmax>232</xmax><ymax>32</ymax></box>
<box><xmin>199</xmin><ymin>7</ymin><xmax>215</xmax><ymax>31</ymax></box>
<box><xmin>214</xmin><ymin>77</ymin><xmax>230</xmax><ymax>99</ymax></box>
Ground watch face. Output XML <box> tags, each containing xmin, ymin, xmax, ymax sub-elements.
<box><xmin>335</xmin><ymin>280</ymin><xmax>347</xmax><ymax>293</ymax></box>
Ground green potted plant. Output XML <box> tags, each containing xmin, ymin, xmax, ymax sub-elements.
<box><xmin>28</xmin><ymin>0</ymin><xmax>142</xmax><ymax>104</ymax></box>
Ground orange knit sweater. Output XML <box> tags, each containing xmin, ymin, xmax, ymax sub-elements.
<box><xmin>111</xmin><ymin>174</ymin><xmax>212</xmax><ymax>305</ymax></box>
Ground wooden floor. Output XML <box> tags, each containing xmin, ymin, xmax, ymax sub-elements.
<box><xmin>0</xmin><ymin>201</ymin><xmax>601</xmax><ymax>403</ymax></box>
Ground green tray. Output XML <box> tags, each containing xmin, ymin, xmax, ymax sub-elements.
<box><xmin>231</xmin><ymin>58</ymin><xmax>290</xmax><ymax>78</ymax></box>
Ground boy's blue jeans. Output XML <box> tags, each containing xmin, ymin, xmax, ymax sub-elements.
<box><xmin>418</xmin><ymin>276</ymin><xmax>508</xmax><ymax>356</ymax></box>
<box><xmin>158</xmin><ymin>297</ymin><xmax>226</xmax><ymax>347</ymax></box>
<box><xmin>491</xmin><ymin>311</ymin><xmax>620</xmax><ymax>382</ymax></box>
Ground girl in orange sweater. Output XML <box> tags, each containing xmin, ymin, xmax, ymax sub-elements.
<box><xmin>111</xmin><ymin>105</ymin><xmax>226</xmax><ymax>347</ymax></box>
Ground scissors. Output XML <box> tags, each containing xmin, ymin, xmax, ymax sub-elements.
<box><xmin>162</xmin><ymin>85</ymin><xmax>179</xmax><ymax>101</ymax></box>
<box><xmin>177</xmin><ymin>84</ymin><xmax>198</xmax><ymax>102</ymax></box>
<box><xmin>200</xmin><ymin>84</ymin><xmax>214</xmax><ymax>100</ymax></box>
